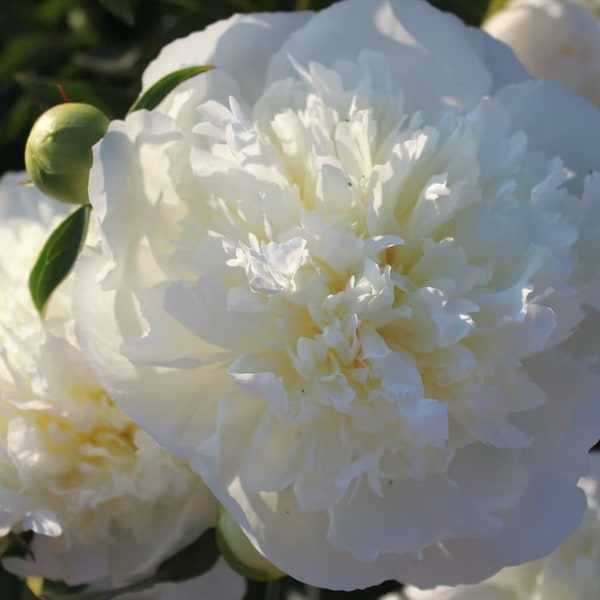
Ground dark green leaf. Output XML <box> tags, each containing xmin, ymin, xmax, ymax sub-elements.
<box><xmin>29</xmin><ymin>204</ymin><xmax>91</xmax><ymax>316</ymax></box>
<box><xmin>128</xmin><ymin>65</ymin><xmax>215</xmax><ymax>114</ymax></box>
<box><xmin>2</xmin><ymin>531</ymin><xmax>35</xmax><ymax>560</ymax></box>
<box><xmin>151</xmin><ymin>0</ymin><xmax>201</xmax><ymax>9</ymax></box>
<box><xmin>154</xmin><ymin>528</ymin><xmax>220</xmax><ymax>584</ymax></box>
<box><xmin>97</xmin><ymin>0</ymin><xmax>136</xmax><ymax>26</ymax></box>
<box><xmin>41</xmin><ymin>581</ymin><xmax>88</xmax><ymax>596</ymax></box>
<box><xmin>39</xmin><ymin>577</ymin><xmax>151</xmax><ymax>600</ymax></box>
<box><xmin>38</xmin><ymin>530</ymin><xmax>219</xmax><ymax>600</ymax></box>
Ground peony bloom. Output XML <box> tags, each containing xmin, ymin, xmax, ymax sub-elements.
<box><xmin>0</xmin><ymin>172</ymin><xmax>233</xmax><ymax>592</ymax></box>
<box><xmin>404</xmin><ymin>452</ymin><xmax>600</xmax><ymax>599</ymax></box>
<box><xmin>75</xmin><ymin>0</ymin><xmax>600</xmax><ymax>590</ymax></box>
<box><xmin>484</xmin><ymin>0</ymin><xmax>600</xmax><ymax>106</ymax></box>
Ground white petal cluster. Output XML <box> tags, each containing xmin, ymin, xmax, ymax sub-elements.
<box><xmin>74</xmin><ymin>0</ymin><xmax>600</xmax><ymax>591</ymax></box>
<box><xmin>405</xmin><ymin>453</ymin><xmax>600</xmax><ymax>600</ymax></box>
<box><xmin>484</xmin><ymin>0</ymin><xmax>600</xmax><ymax>106</ymax></box>
<box><xmin>0</xmin><ymin>173</ymin><xmax>221</xmax><ymax>588</ymax></box>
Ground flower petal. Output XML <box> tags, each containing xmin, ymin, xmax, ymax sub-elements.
<box><xmin>495</xmin><ymin>80</ymin><xmax>600</xmax><ymax>175</ymax></box>
<box><xmin>267</xmin><ymin>0</ymin><xmax>493</xmax><ymax>115</ymax></box>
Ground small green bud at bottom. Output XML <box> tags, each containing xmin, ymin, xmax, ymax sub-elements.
<box><xmin>216</xmin><ymin>507</ymin><xmax>286</xmax><ymax>582</ymax></box>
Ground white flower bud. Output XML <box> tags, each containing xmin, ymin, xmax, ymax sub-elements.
<box><xmin>485</xmin><ymin>0</ymin><xmax>600</xmax><ymax>106</ymax></box>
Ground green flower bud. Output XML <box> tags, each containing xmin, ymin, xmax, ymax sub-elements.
<box><xmin>25</xmin><ymin>103</ymin><xmax>109</xmax><ymax>204</ymax></box>
<box><xmin>216</xmin><ymin>506</ymin><xmax>286</xmax><ymax>582</ymax></box>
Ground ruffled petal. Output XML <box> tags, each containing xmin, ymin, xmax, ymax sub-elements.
<box><xmin>267</xmin><ymin>0</ymin><xmax>493</xmax><ymax>115</ymax></box>
<box><xmin>495</xmin><ymin>80</ymin><xmax>600</xmax><ymax>175</ymax></box>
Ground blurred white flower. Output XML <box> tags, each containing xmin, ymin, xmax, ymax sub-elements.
<box><xmin>75</xmin><ymin>0</ymin><xmax>600</xmax><ymax>591</ymax></box>
<box><xmin>0</xmin><ymin>172</ymin><xmax>225</xmax><ymax>590</ymax></box>
<box><xmin>484</xmin><ymin>0</ymin><xmax>600</xmax><ymax>106</ymax></box>
<box><xmin>405</xmin><ymin>452</ymin><xmax>600</xmax><ymax>600</ymax></box>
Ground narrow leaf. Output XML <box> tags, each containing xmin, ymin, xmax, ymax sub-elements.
<box><xmin>39</xmin><ymin>531</ymin><xmax>220</xmax><ymax>600</ymax></box>
<box><xmin>40</xmin><ymin>579</ymin><xmax>152</xmax><ymax>600</ymax></box>
<box><xmin>128</xmin><ymin>65</ymin><xmax>215</xmax><ymax>114</ymax></box>
<box><xmin>29</xmin><ymin>205</ymin><xmax>91</xmax><ymax>316</ymax></box>
<box><xmin>154</xmin><ymin>528</ymin><xmax>219</xmax><ymax>584</ymax></box>
<box><xmin>97</xmin><ymin>0</ymin><xmax>136</xmax><ymax>26</ymax></box>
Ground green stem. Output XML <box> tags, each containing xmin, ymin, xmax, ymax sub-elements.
<box><xmin>264</xmin><ymin>579</ymin><xmax>281</xmax><ymax>600</ymax></box>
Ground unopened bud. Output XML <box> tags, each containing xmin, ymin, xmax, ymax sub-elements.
<box><xmin>216</xmin><ymin>506</ymin><xmax>286</xmax><ymax>582</ymax></box>
<box><xmin>25</xmin><ymin>103</ymin><xmax>109</xmax><ymax>204</ymax></box>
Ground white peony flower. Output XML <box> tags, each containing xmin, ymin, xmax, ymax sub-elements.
<box><xmin>404</xmin><ymin>452</ymin><xmax>600</xmax><ymax>600</ymax></box>
<box><xmin>484</xmin><ymin>0</ymin><xmax>600</xmax><ymax>106</ymax></box>
<box><xmin>0</xmin><ymin>172</ymin><xmax>227</xmax><ymax>590</ymax></box>
<box><xmin>74</xmin><ymin>0</ymin><xmax>600</xmax><ymax>591</ymax></box>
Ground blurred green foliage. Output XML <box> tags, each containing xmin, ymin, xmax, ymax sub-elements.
<box><xmin>0</xmin><ymin>0</ymin><xmax>493</xmax><ymax>174</ymax></box>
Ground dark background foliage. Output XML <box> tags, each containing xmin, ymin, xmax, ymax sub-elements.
<box><xmin>0</xmin><ymin>0</ymin><xmax>493</xmax><ymax>175</ymax></box>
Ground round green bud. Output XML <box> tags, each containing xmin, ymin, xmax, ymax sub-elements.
<box><xmin>25</xmin><ymin>102</ymin><xmax>109</xmax><ymax>204</ymax></box>
<box><xmin>216</xmin><ymin>506</ymin><xmax>286</xmax><ymax>582</ymax></box>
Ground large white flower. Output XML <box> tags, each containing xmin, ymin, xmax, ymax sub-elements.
<box><xmin>0</xmin><ymin>172</ymin><xmax>224</xmax><ymax>590</ymax></box>
<box><xmin>484</xmin><ymin>0</ymin><xmax>600</xmax><ymax>107</ymax></box>
<box><xmin>404</xmin><ymin>452</ymin><xmax>600</xmax><ymax>599</ymax></box>
<box><xmin>74</xmin><ymin>0</ymin><xmax>600</xmax><ymax>590</ymax></box>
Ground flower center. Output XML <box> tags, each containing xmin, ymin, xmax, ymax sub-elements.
<box><xmin>169</xmin><ymin>52</ymin><xmax>578</xmax><ymax>490</ymax></box>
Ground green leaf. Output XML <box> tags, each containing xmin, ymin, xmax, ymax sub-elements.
<box><xmin>128</xmin><ymin>65</ymin><xmax>215</xmax><ymax>114</ymax></box>
<box><xmin>2</xmin><ymin>532</ymin><xmax>35</xmax><ymax>561</ymax></box>
<box><xmin>96</xmin><ymin>0</ymin><xmax>136</xmax><ymax>26</ymax></box>
<box><xmin>154</xmin><ymin>528</ymin><xmax>220</xmax><ymax>584</ymax></box>
<box><xmin>29</xmin><ymin>204</ymin><xmax>91</xmax><ymax>316</ymax></box>
<box><xmin>40</xmin><ymin>583</ymin><xmax>145</xmax><ymax>600</ymax></box>
<box><xmin>38</xmin><ymin>530</ymin><xmax>219</xmax><ymax>600</ymax></box>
